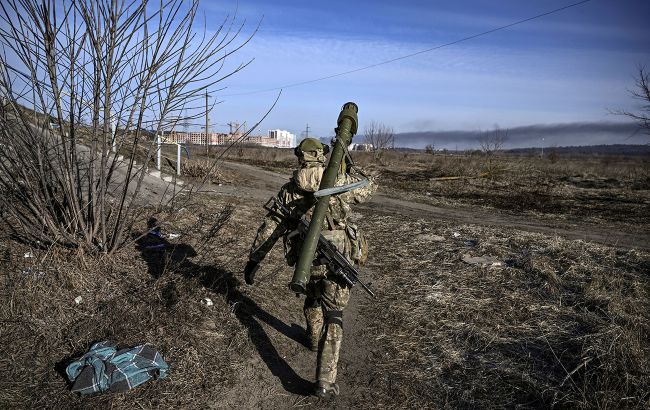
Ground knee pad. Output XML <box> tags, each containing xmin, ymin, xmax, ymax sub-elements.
<box><xmin>324</xmin><ymin>310</ymin><xmax>343</xmax><ymax>327</ymax></box>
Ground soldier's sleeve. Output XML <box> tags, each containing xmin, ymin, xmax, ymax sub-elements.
<box><xmin>338</xmin><ymin>169</ymin><xmax>377</xmax><ymax>204</ymax></box>
<box><xmin>248</xmin><ymin>184</ymin><xmax>293</xmax><ymax>263</ymax></box>
<box><xmin>249</xmin><ymin>215</ymin><xmax>287</xmax><ymax>263</ymax></box>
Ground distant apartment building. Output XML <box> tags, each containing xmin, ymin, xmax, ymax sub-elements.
<box><xmin>161</xmin><ymin>128</ymin><xmax>296</xmax><ymax>148</ymax></box>
<box><xmin>267</xmin><ymin>129</ymin><xmax>296</xmax><ymax>148</ymax></box>
<box><xmin>164</xmin><ymin>132</ymin><xmax>236</xmax><ymax>145</ymax></box>
<box><xmin>349</xmin><ymin>143</ymin><xmax>373</xmax><ymax>151</ymax></box>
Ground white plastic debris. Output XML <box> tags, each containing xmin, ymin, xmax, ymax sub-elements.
<box><xmin>74</xmin><ymin>296</ymin><xmax>83</xmax><ymax>304</ymax></box>
<box><xmin>167</xmin><ymin>233</ymin><xmax>180</xmax><ymax>240</ymax></box>
<box><xmin>201</xmin><ymin>298</ymin><xmax>214</xmax><ymax>306</ymax></box>
<box><xmin>452</xmin><ymin>232</ymin><xmax>461</xmax><ymax>238</ymax></box>
<box><xmin>461</xmin><ymin>254</ymin><xmax>502</xmax><ymax>267</ymax></box>
<box><xmin>416</xmin><ymin>233</ymin><xmax>445</xmax><ymax>242</ymax></box>
<box><xmin>22</xmin><ymin>268</ymin><xmax>45</xmax><ymax>278</ymax></box>
<box><xmin>23</xmin><ymin>251</ymin><xmax>34</xmax><ymax>258</ymax></box>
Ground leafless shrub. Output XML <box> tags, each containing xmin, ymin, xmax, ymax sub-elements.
<box><xmin>0</xmin><ymin>0</ymin><xmax>255</xmax><ymax>252</ymax></box>
<box><xmin>478</xmin><ymin>127</ymin><xmax>507</xmax><ymax>155</ymax></box>
<box><xmin>613</xmin><ymin>65</ymin><xmax>650</xmax><ymax>138</ymax></box>
<box><xmin>363</xmin><ymin>120</ymin><xmax>394</xmax><ymax>161</ymax></box>
<box><xmin>181</xmin><ymin>159</ymin><xmax>223</xmax><ymax>180</ymax></box>
<box><xmin>478</xmin><ymin>127</ymin><xmax>508</xmax><ymax>178</ymax></box>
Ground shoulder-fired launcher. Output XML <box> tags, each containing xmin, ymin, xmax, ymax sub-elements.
<box><xmin>289</xmin><ymin>102</ymin><xmax>359</xmax><ymax>294</ymax></box>
<box><xmin>264</xmin><ymin>197</ymin><xmax>375</xmax><ymax>298</ymax></box>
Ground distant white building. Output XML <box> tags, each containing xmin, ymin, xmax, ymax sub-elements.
<box><xmin>164</xmin><ymin>128</ymin><xmax>297</xmax><ymax>148</ymax></box>
<box><xmin>349</xmin><ymin>143</ymin><xmax>373</xmax><ymax>151</ymax></box>
<box><xmin>267</xmin><ymin>129</ymin><xmax>296</xmax><ymax>148</ymax></box>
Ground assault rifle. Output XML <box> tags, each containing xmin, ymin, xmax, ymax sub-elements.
<box><xmin>264</xmin><ymin>196</ymin><xmax>375</xmax><ymax>298</ymax></box>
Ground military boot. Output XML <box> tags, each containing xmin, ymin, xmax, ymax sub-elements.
<box><xmin>314</xmin><ymin>380</ymin><xmax>339</xmax><ymax>398</ymax></box>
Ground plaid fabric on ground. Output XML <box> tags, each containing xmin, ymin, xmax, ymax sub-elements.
<box><xmin>65</xmin><ymin>341</ymin><xmax>168</xmax><ymax>395</ymax></box>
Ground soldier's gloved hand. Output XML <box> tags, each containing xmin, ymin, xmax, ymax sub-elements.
<box><xmin>244</xmin><ymin>260</ymin><xmax>260</xmax><ymax>285</ymax></box>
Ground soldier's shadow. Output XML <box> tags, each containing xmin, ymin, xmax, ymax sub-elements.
<box><xmin>200</xmin><ymin>266</ymin><xmax>313</xmax><ymax>396</ymax></box>
<box><xmin>134</xmin><ymin>221</ymin><xmax>312</xmax><ymax>396</ymax></box>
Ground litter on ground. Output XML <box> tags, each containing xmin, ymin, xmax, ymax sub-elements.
<box><xmin>65</xmin><ymin>341</ymin><xmax>168</xmax><ymax>395</ymax></box>
<box><xmin>461</xmin><ymin>253</ymin><xmax>503</xmax><ymax>267</ymax></box>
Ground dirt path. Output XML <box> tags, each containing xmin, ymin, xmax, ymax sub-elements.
<box><xmin>164</xmin><ymin>159</ymin><xmax>648</xmax><ymax>408</ymax></box>
<box><xmin>207</xmin><ymin>160</ymin><xmax>650</xmax><ymax>252</ymax></box>
<box><xmin>214</xmin><ymin>279</ymin><xmax>371</xmax><ymax>409</ymax></box>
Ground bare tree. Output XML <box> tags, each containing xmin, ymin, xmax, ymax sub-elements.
<box><xmin>478</xmin><ymin>127</ymin><xmax>507</xmax><ymax>155</ymax></box>
<box><xmin>614</xmin><ymin>65</ymin><xmax>650</xmax><ymax>137</ymax></box>
<box><xmin>0</xmin><ymin>0</ymin><xmax>255</xmax><ymax>252</ymax></box>
<box><xmin>363</xmin><ymin>120</ymin><xmax>394</xmax><ymax>161</ymax></box>
<box><xmin>477</xmin><ymin>127</ymin><xmax>507</xmax><ymax>178</ymax></box>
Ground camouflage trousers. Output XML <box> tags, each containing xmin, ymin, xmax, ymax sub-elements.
<box><xmin>304</xmin><ymin>267</ymin><xmax>351</xmax><ymax>384</ymax></box>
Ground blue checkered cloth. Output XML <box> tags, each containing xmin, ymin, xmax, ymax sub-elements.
<box><xmin>65</xmin><ymin>341</ymin><xmax>168</xmax><ymax>395</ymax></box>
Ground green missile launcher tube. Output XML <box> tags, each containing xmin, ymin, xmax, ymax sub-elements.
<box><xmin>289</xmin><ymin>102</ymin><xmax>359</xmax><ymax>294</ymax></box>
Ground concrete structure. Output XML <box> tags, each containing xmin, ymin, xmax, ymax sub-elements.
<box><xmin>349</xmin><ymin>143</ymin><xmax>373</xmax><ymax>151</ymax></box>
<box><xmin>163</xmin><ymin>128</ymin><xmax>296</xmax><ymax>148</ymax></box>
<box><xmin>165</xmin><ymin>132</ymin><xmax>235</xmax><ymax>145</ymax></box>
<box><xmin>267</xmin><ymin>129</ymin><xmax>296</xmax><ymax>148</ymax></box>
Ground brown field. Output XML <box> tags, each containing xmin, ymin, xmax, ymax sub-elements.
<box><xmin>1</xmin><ymin>146</ymin><xmax>649</xmax><ymax>409</ymax></box>
<box><xmin>212</xmin><ymin>146</ymin><xmax>650</xmax><ymax>227</ymax></box>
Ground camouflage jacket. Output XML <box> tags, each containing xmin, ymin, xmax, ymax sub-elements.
<box><xmin>249</xmin><ymin>163</ymin><xmax>376</xmax><ymax>267</ymax></box>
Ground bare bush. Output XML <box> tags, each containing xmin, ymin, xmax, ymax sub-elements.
<box><xmin>478</xmin><ymin>127</ymin><xmax>508</xmax><ymax>178</ymax></box>
<box><xmin>182</xmin><ymin>159</ymin><xmax>223</xmax><ymax>180</ymax></box>
<box><xmin>478</xmin><ymin>127</ymin><xmax>507</xmax><ymax>155</ymax></box>
<box><xmin>0</xmin><ymin>0</ymin><xmax>254</xmax><ymax>252</ymax></box>
<box><xmin>614</xmin><ymin>65</ymin><xmax>650</xmax><ymax>138</ymax></box>
<box><xmin>363</xmin><ymin>120</ymin><xmax>394</xmax><ymax>161</ymax></box>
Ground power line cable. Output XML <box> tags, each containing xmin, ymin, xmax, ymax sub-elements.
<box><xmin>222</xmin><ymin>0</ymin><xmax>592</xmax><ymax>97</ymax></box>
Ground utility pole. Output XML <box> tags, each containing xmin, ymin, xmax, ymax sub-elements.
<box><xmin>205</xmin><ymin>90</ymin><xmax>210</xmax><ymax>156</ymax></box>
<box><xmin>304</xmin><ymin>123</ymin><xmax>310</xmax><ymax>139</ymax></box>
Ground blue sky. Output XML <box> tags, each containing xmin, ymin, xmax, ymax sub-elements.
<box><xmin>196</xmin><ymin>1</ymin><xmax>648</xmax><ymax>146</ymax></box>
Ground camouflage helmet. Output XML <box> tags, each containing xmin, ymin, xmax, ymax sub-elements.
<box><xmin>295</xmin><ymin>138</ymin><xmax>329</xmax><ymax>164</ymax></box>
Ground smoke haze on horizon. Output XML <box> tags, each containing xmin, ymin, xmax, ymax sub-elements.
<box><xmin>392</xmin><ymin>121</ymin><xmax>645</xmax><ymax>150</ymax></box>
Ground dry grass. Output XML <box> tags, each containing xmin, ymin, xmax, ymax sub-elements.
<box><xmin>208</xmin><ymin>146</ymin><xmax>649</xmax><ymax>227</ymax></box>
<box><xmin>0</xmin><ymin>198</ymin><xmax>254</xmax><ymax>408</ymax></box>
<box><xmin>181</xmin><ymin>159</ymin><xmax>227</xmax><ymax>182</ymax></box>
<box><xmin>372</xmin><ymin>151</ymin><xmax>650</xmax><ymax>227</ymax></box>
<box><xmin>1</xmin><ymin>148</ymin><xmax>648</xmax><ymax>409</ymax></box>
<box><xmin>356</xmin><ymin>215</ymin><xmax>650</xmax><ymax>409</ymax></box>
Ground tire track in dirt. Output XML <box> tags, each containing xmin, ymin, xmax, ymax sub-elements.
<box><xmin>207</xmin><ymin>160</ymin><xmax>650</xmax><ymax>252</ymax></box>
<box><xmin>360</xmin><ymin>197</ymin><xmax>650</xmax><ymax>252</ymax></box>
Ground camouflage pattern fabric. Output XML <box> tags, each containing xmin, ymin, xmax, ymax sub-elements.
<box><xmin>248</xmin><ymin>156</ymin><xmax>376</xmax><ymax>386</ymax></box>
<box><xmin>311</xmin><ymin>278</ymin><xmax>350</xmax><ymax>384</ymax></box>
<box><xmin>304</xmin><ymin>305</ymin><xmax>323</xmax><ymax>351</ymax></box>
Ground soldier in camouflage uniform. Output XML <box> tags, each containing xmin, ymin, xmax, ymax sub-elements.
<box><xmin>243</xmin><ymin>138</ymin><xmax>376</xmax><ymax>398</ymax></box>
